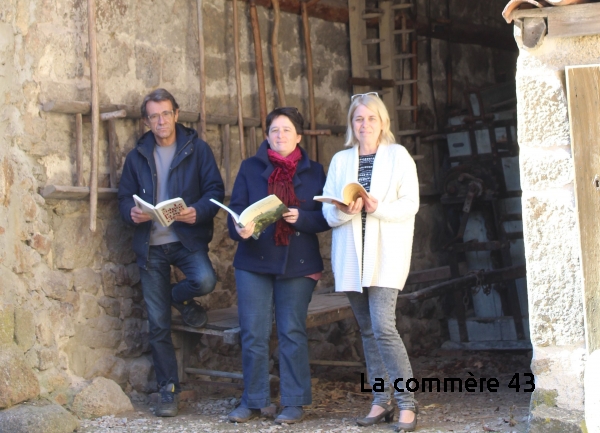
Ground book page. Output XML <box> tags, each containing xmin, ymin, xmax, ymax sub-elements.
<box><xmin>239</xmin><ymin>195</ymin><xmax>289</xmax><ymax>238</ymax></box>
<box><xmin>342</xmin><ymin>182</ymin><xmax>368</xmax><ymax>205</ymax></box>
<box><xmin>156</xmin><ymin>198</ymin><xmax>187</xmax><ymax>226</ymax></box>
<box><xmin>209</xmin><ymin>198</ymin><xmax>241</xmax><ymax>224</ymax></box>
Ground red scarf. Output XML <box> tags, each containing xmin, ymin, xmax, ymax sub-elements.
<box><xmin>267</xmin><ymin>146</ymin><xmax>302</xmax><ymax>246</ymax></box>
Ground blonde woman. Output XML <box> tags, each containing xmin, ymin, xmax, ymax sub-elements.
<box><xmin>322</xmin><ymin>93</ymin><xmax>420</xmax><ymax>431</ymax></box>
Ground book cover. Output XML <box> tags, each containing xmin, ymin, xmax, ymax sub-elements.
<box><xmin>210</xmin><ymin>195</ymin><xmax>289</xmax><ymax>240</ymax></box>
<box><xmin>313</xmin><ymin>182</ymin><xmax>368</xmax><ymax>206</ymax></box>
<box><xmin>133</xmin><ymin>195</ymin><xmax>187</xmax><ymax>227</ymax></box>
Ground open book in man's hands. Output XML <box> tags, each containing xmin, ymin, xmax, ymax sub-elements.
<box><xmin>133</xmin><ymin>195</ymin><xmax>187</xmax><ymax>227</ymax></box>
<box><xmin>313</xmin><ymin>182</ymin><xmax>368</xmax><ymax>206</ymax></box>
<box><xmin>210</xmin><ymin>195</ymin><xmax>289</xmax><ymax>240</ymax></box>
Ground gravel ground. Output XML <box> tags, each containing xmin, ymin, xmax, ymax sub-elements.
<box><xmin>77</xmin><ymin>350</ymin><xmax>532</xmax><ymax>433</ymax></box>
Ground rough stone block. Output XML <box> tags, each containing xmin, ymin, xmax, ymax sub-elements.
<box><xmin>34</xmin><ymin>268</ymin><xmax>73</xmax><ymax>302</ymax></box>
<box><xmin>85</xmin><ymin>355</ymin><xmax>128</xmax><ymax>388</ymax></box>
<box><xmin>98</xmin><ymin>296</ymin><xmax>120</xmax><ymax>317</ymax></box>
<box><xmin>80</xmin><ymin>293</ymin><xmax>101</xmax><ymax>320</ymax></box>
<box><xmin>52</xmin><ymin>216</ymin><xmax>104</xmax><ymax>270</ymax></box>
<box><xmin>0</xmin><ymin>303</ymin><xmax>15</xmax><ymax>345</ymax></box>
<box><xmin>127</xmin><ymin>356</ymin><xmax>153</xmax><ymax>393</ymax></box>
<box><xmin>523</xmin><ymin>192</ymin><xmax>584</xmax><ymax>346</ymax></box>
<box><xmin>14</xmin><ymin>308</ymin><xmax>35</xmax><ymax>352</ymax></box>
<box><xmin>0</xmin><ymin>401</ymin><xmax>79</xmax><ymax>433</ymax></box>
<box><xmin>529</xmin><ymin>404</ymin><xmax>585</xmax><ymax>433</ymax></box>
<box><xmin>0</xmin><ymin>343</ymin><xmax>40</xmax><ymax>409</ymax></box>
<box><xmin>72</xmin><ymin>268</ymin><xmax>102</xmax><ymax>295</ymax></box>
<box><xmin>516</xmin><ymin>72</ymin><xmax>570</xmax><ymax>148</ymax></box>
<box><xmin>585</xmin><ymin>349</ymin><xmax>600</xmax><ymax>433</ymax></box>
<box><xmin>75</xmin><ymin>316</ymin><xmax>122</xmax><ymax>350</ymax></box>
<box><xmin>71</xmin><ymin>377</ymin><xmax>133</xmax><ymax>419</ymax></box>
<box><xmin>520</xmin><ymin>147</ymin><xmax>574</xmax><ymax>191</ymax></box>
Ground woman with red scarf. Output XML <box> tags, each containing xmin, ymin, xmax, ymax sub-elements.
<box><xmin>226</xmin><ymin>107</ymin><xmax>330</xmax><ymax>425</ymax></box>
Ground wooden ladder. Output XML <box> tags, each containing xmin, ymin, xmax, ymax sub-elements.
<box><xmin>349</xmin><ymin>0</ymin><xmax>422</xmax><ymax>161</ymax></box>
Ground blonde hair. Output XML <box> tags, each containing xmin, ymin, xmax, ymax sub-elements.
<box><xmin>343</xmin><ymin>94</ymin><xmax>395</xmax><ymax>147</ymax></box>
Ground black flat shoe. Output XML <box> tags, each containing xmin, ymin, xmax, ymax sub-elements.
<box><xmin>356</xmin><ymin>402</ymin><xmax>395</xmax><ymax>426</ymax></box>
<box><xmin>395</xmin><ymin>408</ymin><xmax>417</xmax><ymax>432</ymax></box>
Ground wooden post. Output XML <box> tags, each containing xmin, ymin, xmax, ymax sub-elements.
<box><xmin>197</xmin><ymin>0</ymin><xmax>207</xmax><ymax>141</ymax></box>
<box><xmin>271</xmin><ymin>0</ymin><xmax>286</xmax><ymax>107</ymax></box>
<box><xmin>249</xmin><ymin>0</ymin><xmax>267</xmax><ymax>137</ymax></box>
<box><xmin>249</xmin><ymin>126</ymin><xmax>257</xmax><ymax>156</ymax></box>
<box><xmin>75</xmin><ymin>113</ymin><xmax>83</xmax><ymax>187</ymax></box>
<box><xmin>87</xmin><ymin>0</ymin><xmax>100</xmax><ymax>232</ymax></box>
<box><xmin>223</xmin><ymin>124</ymin><xmax>231</xmax><ymax>195</ymax></box>
<box><xmin>232</xmin><ymin>0</ymin><xmax>247</xmax><ymax>160</ymax></box>
<box><xmin>411</xmin><ymin>39</ymin><xmax>418</xmax><ymax>124</ymax></box>
<box><xmin>301</xmin><ymin>1</ymin><xmax>318</xmax><ymax>161</ymax></box>
<box><xmin>107</xmin><ymin>119</ymin><xmax>118</xmax><ymax>189</ymax></box>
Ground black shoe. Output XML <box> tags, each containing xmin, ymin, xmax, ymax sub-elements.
<box><xmin>357</xmin><ymin>402</ymin><xmax>395</xmax><ymax>426</ymax></box>
<box><xmin>395</xmin><ymin>407</ymin><xmax>418</xmax><ymax>432</ymax></box>
<box><xmin>274</xmin><ymin>406</ymin><xmax>304</xmax><ymax>424</ymax></box>
<box><xmin>155</xmin><ymin>383</ymin><xmax>179</xmax><ymax>417</ymax></box>
<box><xmin>228</xmin><ymin>406</ymin><xmax>261</xmax><ymax>423</ymax></box>
<box><xmin>173</xmin><ymin>300</ymin><xmax>208</xmax><ymax>328</ymax></box>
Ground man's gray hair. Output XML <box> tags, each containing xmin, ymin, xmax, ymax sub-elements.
<box><xmin>140</xmin><ymin>88</ymin><xmax>180</xmax><ymax>119</ymax></box>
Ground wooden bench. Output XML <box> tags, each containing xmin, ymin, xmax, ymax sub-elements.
<box><xmin>172</xmin><ymin>292</ymin><xmax>356</xmax><ymax>384</ymax></box>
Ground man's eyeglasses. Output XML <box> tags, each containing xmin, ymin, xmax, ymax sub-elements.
<box><xmin>147</xmin><ymin>110</ymin><xmax>175</xmax><ymax>124</ymax></box>
<box><xmin>351</xmin><ymin>92</ymin><xmax>380</xmax><ymax>101</ymax></box>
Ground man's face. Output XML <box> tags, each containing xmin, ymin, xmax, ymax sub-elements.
<box><xmin>144</xmin><ymin>100</ymin><xmax>179</xmax><ymax>146</ymax></box>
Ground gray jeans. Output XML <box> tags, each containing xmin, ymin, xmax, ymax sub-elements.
<box><xmin>347</xmin><ymin>286</ymin><xmax>416</xmax><ymax>410</ymax></box>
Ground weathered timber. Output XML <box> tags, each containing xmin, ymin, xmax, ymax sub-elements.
<box><xmin>42</xmin><ymin>100</ymin><xmax>346</xmax><ymax>132</ymax></box>
<box><xmin>271</xmin><ymin>0</ymin><xmax>286</xmax><ymax>106</ymax></box>
<box><xmin>232</xmin><ymin>0</ymin><xmax>247</xmax><ymax>160</ymax></box>
<box><xmin>303</xmin><ymin>129</ymin><xmax>331</xmax><ymax>136</ymax></box>
<box><xmin>87</xmin><ymin>0</ymin><xmax>100</xmax><ymax>232</ymax></box>
<box><xmin>522</xmin><ymin>17</ymin><xmax>547</xmax><ymax>49</ymax></box>
<box><xmin>513</xmin><ymin>2</ymin><xmax>600</xmax><ymax>39</ymax></box>
<box><xmin>566</xmin><ymin>64</ymin><xmax>600</xmax><ymax>352</ymax></box>
<box><xmin>397</xmin><ymin>265</ymin><xmax>527</xmax><ymax>301</ymax></box>
<box><xmin>301</xmin><ymin>0</ymin><xmax>318</xmax><ymax>161</ymax></box>
<box><xmin>40</xmin><ymin>185</ymin><xmax>118</xmax><ymax>200</ymax></box>
<box><xmin>347</xmin><ymin>77</ymin><xmax>395</xmax><ymax>88</ymax></box>
<box><xmin>196</xmin><ymin>0</ymin><xmax>207</xmax><ymax>141</ymax></box>
<box><xmin>83</xmin><ymin>109</ymin><xmax>127</xmax><ymax>123</ymax></box>
<box><xmin>404</xmin><ymin>262</ymin><xmax>468</xmax><ymax>285</ymax></box>
<box><xmin>107</xmin><ymin>119</ymin><xmax>118</xmax><ymax>188</ymax></box>
<box><xmin>75</xmin><ymin>113</ymin><xmax>83</xmax><ymax>187</ymax></box>
<box><xmin>250</xmin><ymin>0</ymin><xmax>268</xmax><ymax>136</ymax></box>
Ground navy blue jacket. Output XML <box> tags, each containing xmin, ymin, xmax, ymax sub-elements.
<box><xmin>227</xmin><ymin>140</ymin><xmax>330</xmax><ymax>277</ymax></box>
<box><xmin>118</xmin><ymin>123</ymin><xmax>225</xmax><ymax>268</ymax></box>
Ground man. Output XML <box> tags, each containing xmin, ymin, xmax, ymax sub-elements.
<box><xmin>118</xmin><ymin>88</ymin><xmax>224</xmax><ymax>417</ymax></box>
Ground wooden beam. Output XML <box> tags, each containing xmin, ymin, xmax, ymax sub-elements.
<box><xmin>87</xmin><ymin>0</ymin><xmax>100</xmax><ymax>232</ymax></box>
<box><xmin>43</xmin><ymin>100</ymin><xmax>347</xmax><ymax>133</ymax></box>
<box><xmin>566</xmin><ymin>64</ymin><xmax>600</xmax><ymax>353</ymax></box>
<box><xmin>513</xmin><ymin>3</ymin><xmax>600</xmax><ymax>39</ymax></box>
<box><xmin>237</xmin><ymin>0</ymin><xmax>349</xmax><ymax>23</ymax></box>
<box><xmin>40</xmin><ymin>185</ymin><xmax>118</xmax><ymax>200</ymax></box>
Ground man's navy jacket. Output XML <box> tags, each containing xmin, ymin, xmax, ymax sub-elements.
<box><xmin>118</xmin><ymin>123</ymin><xmax>224</xmax><ymax>268</ymax></box>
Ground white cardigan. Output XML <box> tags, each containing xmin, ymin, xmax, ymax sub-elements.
<box><xmin>323</xmin><ymin>143</ymin><xmax>419</xmax><ymax>293</ymax></box>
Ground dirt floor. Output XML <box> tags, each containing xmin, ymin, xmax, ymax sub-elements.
<box><xmin>77</xmin><ymin>350</ymin><xmax>532</xmax><ymax>433</ymax></box>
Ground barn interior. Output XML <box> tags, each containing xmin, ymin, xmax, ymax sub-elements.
<box><xmin>0</xmin><ymin>0</ymin><xmax>539</xmax><ymax>430</ymax></box>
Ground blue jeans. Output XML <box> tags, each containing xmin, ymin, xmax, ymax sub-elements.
<box><xmin>347</xmin><ymin>286</ymin><xmax>416</xmax><ymax>411</ymax></box>
<box><xmin>235</xmin><ymin>269</ymin><xmax>316</xmax><ymax>408</ymax></box>
<box><xmin>139</xmin><ymin>242</ymin><xmax>217</xmax><ymax>391</ymax></box>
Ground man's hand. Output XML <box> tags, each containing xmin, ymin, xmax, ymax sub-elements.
<box><xmin>334</xmin><ymin>197</ymin><xmax>363</xmax><ymax>215</ymax></box>
<box><xmin>131</xmin><ymin>206</ymin><xmax>152</xmax><ymax>224</ymax></box>
<box><xmin>363</xmin><ymin>193</ymin><xmax>378</xmax><ymax>213</ymax></box>
<box><xmin>175</xmin><ymin>207</ymin><xmax>196</xmax><ymax>224</ymax></box>
<box><xmin>282</xmin><ymin>208</ymin><xmax>299</xmax><ymax>224</ymax></box>
<box><xmin>234</xmin><ymin>219</ymin><xmax>256</xmax><ymax>239</ymax></box>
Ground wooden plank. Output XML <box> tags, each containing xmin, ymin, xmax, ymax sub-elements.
<box><xmin>75</xmin><ymin>114</ymin><xmax>83</xmax><ymax>187</ymax></box>
<box><xmin>379</xmin><ymin>1</ymin><xmax>397</xmax><ymax>136</ymax></box>
<box><xmin>40</xmin><ymin>185</ymin><xmax>118</xmax><ymax>200</ymax></box>
<box><xmin>566</xmin><ymin>64</ymin><xmax>600</xmax><ymax>353</ymax></box>
<box><xmin>348</xmin><ymin>0</ymin><xmax>368</xmax><ymax>95</ymax></box>
<box><xmin>87</xmin><ymin>0</ymin><xmax>100</xmax><ymax>232</ymax></box>
<box><xmin>548</xmin><ymin>3</ymin><xmax>600</xmax><ymax>38</ymax></box>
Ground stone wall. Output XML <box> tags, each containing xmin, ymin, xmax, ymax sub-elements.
<box><xmin>1</xmin><ymin>0</ymin><xmax>519</xmax><ymax>421</ymax></box>
<box><xmin>513</xmin><ymin>26</ymin><xmax>595</xmax><ymax>426</ymax></box>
